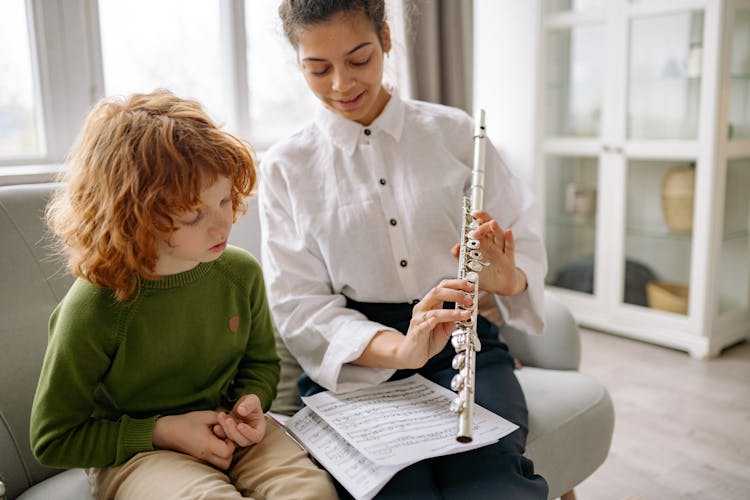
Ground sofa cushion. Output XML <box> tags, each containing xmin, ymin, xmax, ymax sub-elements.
<box><xmin>16</xmin><ymin>469</ymin><xmax>92</xmax><ymax>500</ymax></box>
<box><xmin>0</xmin><ymin>184</ymin><xmax>78</xmax><ymax>496</ymax></box>
<box><xmin>519</xmin><ymin>367</ymin><xmax>615</xmax><ymax>497</ymax></box>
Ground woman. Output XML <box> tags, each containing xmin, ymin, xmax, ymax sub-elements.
<box><xmin>259</xmin><ymin>1</ymin><xmax>548</xmax><ymax>498</ymax></box>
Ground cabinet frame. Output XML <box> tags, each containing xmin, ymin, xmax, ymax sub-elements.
<box><xmin>535</xmin><ymin>0</ymin><xmax>750</xmax><ymax>357</ymax></box>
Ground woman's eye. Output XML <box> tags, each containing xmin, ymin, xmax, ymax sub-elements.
<box><xmin>309</xmin><ymin>66</ymin><xmax>329</xmax><ymax>76</ymax></box>
<box><xmin>351</xmin><ymin>57</ymin><xmax>370</xmax><ymax>67</ymax></box>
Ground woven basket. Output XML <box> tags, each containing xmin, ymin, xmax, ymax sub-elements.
<box><xmin>646</xmin><ymin>281</ymin><xmax>689</xmax><ymax>314</ymax></box>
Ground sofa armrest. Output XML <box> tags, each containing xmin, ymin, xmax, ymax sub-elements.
<box><xmin>497</xmin><ymin>290</ymin><xmax>581</xmax><ymax>370</ymax></box>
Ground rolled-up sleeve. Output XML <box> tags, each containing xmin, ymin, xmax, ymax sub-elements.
<box><xmin>258</xmin><ymin>160</ymin><xmax>397</xmax><ymax>393</ymax></box>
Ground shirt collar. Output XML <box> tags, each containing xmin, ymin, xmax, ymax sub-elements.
<box><xmin>314</xmin><ymin>87</ymin><xmax>405</xmax><ymax>156</ymax></box>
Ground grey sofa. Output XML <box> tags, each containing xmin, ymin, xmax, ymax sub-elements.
<box><xmin>1</xmin><ymin>182</ymin><xmax>614</xmax><ymax>500</ymax></box>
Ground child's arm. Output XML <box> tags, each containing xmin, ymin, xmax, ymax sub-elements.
<box><xmin>225</xmin><ymin>260</ymin><xmax>281</xmax><ymax>411</ymax></box>
<box><xmin>30</xmin><ymin>294</ymin><xmax>156</xmax><ymax>468</ymax></box>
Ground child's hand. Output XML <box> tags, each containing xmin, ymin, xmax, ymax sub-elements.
<box><xmin>212</xmin><ymin>394</ymin><xmax>266</xmax><ymax>448</ymax></box>
<box><xmin>152</xmin><ymin>411</ymin><xmax>236</xmax><ymax>470</ymax></box>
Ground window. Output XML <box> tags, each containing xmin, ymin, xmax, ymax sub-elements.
<box><xmin>98</xmin><ymin>0</ymin><xmax>228</xmax><ymax>125</ymax></box>
<box><xmin>0</xmin><ymin>0</ymin><xmax>43</xmax><ymax>159</ymax></box>
<box><xmin>245</xmin><ymin>0</ymin><xmax>315</xmax><ymax>145</ymax></box>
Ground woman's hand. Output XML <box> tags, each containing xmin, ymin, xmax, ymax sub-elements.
<box><xmin>152</xmin><ymin>411</ymin><xmax>236</xmax><ymax>470</ymax></box>
<box><xmin>212</xmin><ymin>394</ymin><xmax>266</xmax><ymax>448</ymax></box>
<box><xmin>394</xmin><ymin>279</ymin><xmax>474</xmax><ymax>369</ymax></box>
<box><xmin>451</xmin><ymin>210</ymin><xmax>527</xmax><ymax>296</ymax></box>
<box><xmin>353</xmin><ymin>279</ymin><xmax>474</xmax><ymax>370</ymax></box>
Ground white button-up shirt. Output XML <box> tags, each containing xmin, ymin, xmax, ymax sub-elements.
<box><xmin>259</xmin><ymin>91</ymin><xmax>547</xmax><ymax>393</ymax></box>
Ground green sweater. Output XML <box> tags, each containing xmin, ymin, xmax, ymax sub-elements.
<box><xmin>30</xmin><ymin>246</ymin><xmax>280</xmax><ymax>468</ymax></box>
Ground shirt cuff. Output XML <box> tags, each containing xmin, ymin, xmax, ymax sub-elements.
<box><xmin>493</xmin><ymin>255</ymin><xmax>545</xmax><ymax>335</ymax></box>
<box><xmin>117</xmin><ymin>414</ymin><xmax>158</xmax><ymax>464</ymax></box>
<box><xmin>319</xmin><ymin>319</ymin><xmax>398</xmax><ymax>393</ymax></box>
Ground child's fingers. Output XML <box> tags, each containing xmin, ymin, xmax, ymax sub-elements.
<box><xmin>219</xmin><ymin>415</ymin><xmax>253</xmax><ymax>447</ymax></box>
<box><xmin>212</xmin><ymin>423</ymin><xmax>227</xmax><ymax>439</ymax></box>
<box><xmin>237</xmin><ymin>420</ymin><xmax>265</xmax><ymax>444</ymax></box>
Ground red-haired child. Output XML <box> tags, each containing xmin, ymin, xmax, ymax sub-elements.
<box><xmin>30</xmin><ymin>90</ymin><xmax>336</xmax><ymax>499</ymax></box>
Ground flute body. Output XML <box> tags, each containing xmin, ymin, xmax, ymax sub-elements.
<box><xmin>449</xmin><ymin>109</ymin><xmax>487</xmax><ymax>443</ymax></box>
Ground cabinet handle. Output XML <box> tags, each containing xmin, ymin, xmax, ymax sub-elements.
<box><xmin>603</xmin><ymin>144</ymin><xmax>612</xmax><ymax>152</ymax></box>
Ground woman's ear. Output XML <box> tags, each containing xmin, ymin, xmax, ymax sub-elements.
<box><xmin>381</xmin><ymin>22</ymin><xmax>392</xmax><ymax>54</ymax></box>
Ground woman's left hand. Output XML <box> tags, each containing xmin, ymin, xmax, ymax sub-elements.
<box><xmin>451</xmin><ymin>210</ymin><xmax>527</xmax><ymax>296</ymax></box>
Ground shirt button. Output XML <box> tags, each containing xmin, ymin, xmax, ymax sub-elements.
<box><xmin>379</xmin><ymin>178</ymin><xmax>387</xmax><ymax>186</ymax></box>
<box><xmin>400</xmin><ymin>260</ymin><xmax>408</xmax><ymax>267</ymax></box>
<box><xmin>389</xmin><ymin>218</ymin><xmax>397</xmax><ymax>226</ymax></box>
<box><xmin>364</xmin><ymin>128</ymin><xmax>372</xmax><ymax>136</ymax></box>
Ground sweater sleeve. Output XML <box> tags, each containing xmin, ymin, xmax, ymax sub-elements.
<box><xmin>226</xmin><ymin>258</ymin><xmax>280</xmax><ymax>411</ymax></box>
<box><xmin>29</xmin><ymin>283</ymin><xmax>157</xmax><ymax>468</ymax></box>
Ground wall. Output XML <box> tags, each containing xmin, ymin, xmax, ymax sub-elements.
<box><xmin>473</xmin><ymin>0</ymin><xmax>539</xmax><ymax>186</ymax></box>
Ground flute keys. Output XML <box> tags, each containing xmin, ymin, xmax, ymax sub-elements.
<box><xmin>467</xmin><ymin>238</ymin><xmax>479</xmax><ymax>250</ymax></box>
<box><xmin>450</xmin><ymin>373</ymin><xmax>465</xmax><ymax>391</ymax></box>
<box><xmin>465</xmin><ymin>271</ymin><xmax>479</xmax><ymax>283</ymax></box>
<box><xmin>467</xmin><ymin>259</ymin><xmax>484</xmax><ymax>272</ymax></box>
<box><xmin>450</xmin><ymin>397</ymin><xmax>464</xmax><ymax>414</ymax></box>
<box><xmin>451</xmin><ymin>331</ymin><xmax>468</xmax><ymax>350</ymax></box>
<box><xmin>452</xmin><ymin>353</ymin><xmax>466</xmax><ymax>370</ymax></box>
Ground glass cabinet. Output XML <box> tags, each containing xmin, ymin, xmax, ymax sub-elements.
<box><xmin>537</xmin><ymin>0</ymin><xmax>750</xmax><ymax>357</ymax></box>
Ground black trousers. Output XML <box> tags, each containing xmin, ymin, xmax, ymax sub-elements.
<box><xmin>298</xmin><ymin>298</ymin><xmax>549</xmax><ymax>500</ymax></box>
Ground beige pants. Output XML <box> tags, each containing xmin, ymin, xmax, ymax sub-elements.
<box><xmin>88</xmin><ymin>417</ymin><xmax>337</xmax><ymax>500</ymax></box>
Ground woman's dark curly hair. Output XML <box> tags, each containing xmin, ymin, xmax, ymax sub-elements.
<box><xmin>278</xmin><ymin>0</ymin><xmax>387</xmax><ymax>50</ymax></box>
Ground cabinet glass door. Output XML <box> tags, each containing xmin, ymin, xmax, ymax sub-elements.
<box><xmin>628</xmin><ymin>10</ymin><xmax>704</xmax><ymax>140</ymax></box>
<box><xmin>729</xmin><ymin>7</ymin><xmax>750</xmax><ymax>139</ymax></box>
<box><xmin>624</xmin><ymin>161</ymin><xmax>694</xmax><ymax>313</ymax></box>
<box><xmin>545</xmin><ymin>24</ymin><xmax>605</xmax><ymax>137</ymax></box>
<box><xmin>718</xmin><ymin>158</ymin><xmax>750</xmax><ymax>313</ymax></box>
<box><xmin>545</xmin><ymin>156</ymin><xmax>599</xmax><ymax>295</ymax></box>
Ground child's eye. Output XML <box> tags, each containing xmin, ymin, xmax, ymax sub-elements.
<box><xmin>182</xmin><ymin>211</ymin><xmax>204</xmax><ymax>226</ymax></box>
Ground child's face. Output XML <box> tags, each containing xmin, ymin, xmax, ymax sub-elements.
<box><xmin>154</xmin><ymin>176</ymin><xmax>234</xmax><ymax>276</ymax></box>
<box><xmin>297</xmin><ymin>11</ymin><xmax>391</xmax><ymax>126</ymax></box>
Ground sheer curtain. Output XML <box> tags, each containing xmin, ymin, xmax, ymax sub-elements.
<box><xmin>402</xmin><ymin>0</ymin><xmax>474</xmax><ymax>113</ymax></box>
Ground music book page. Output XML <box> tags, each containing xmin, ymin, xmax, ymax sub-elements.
<box><xmin>281</xmin><ymin>374</ymin><xmax>518</xmax><ymax>499</ymax></box>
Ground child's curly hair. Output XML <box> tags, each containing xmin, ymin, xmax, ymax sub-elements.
<box><xmin>47</xmin><ymin>89</ymin><xmax>256</xmax><ymax>301</ymax></box>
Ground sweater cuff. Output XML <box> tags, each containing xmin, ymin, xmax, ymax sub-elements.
<box><xmin>117</xmin><ymin>415</ymin><xmax>158</xmax><ymax>464</ymax></box>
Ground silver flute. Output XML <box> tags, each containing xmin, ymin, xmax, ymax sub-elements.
<box><xmin>449</xmin><ymin>109</ymin><xmax>487</xmax><ymax>443</ymax></box>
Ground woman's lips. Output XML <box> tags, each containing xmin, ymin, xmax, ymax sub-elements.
<box><xmin>336</xmin><ymin>91</ymin><xmax>364</xmax><ymax>110</ymax></box>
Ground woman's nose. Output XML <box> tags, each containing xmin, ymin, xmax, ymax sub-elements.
<box><xmin>332</xmin><ymin>67</ymin><xmax>354</xmax><ymax>92</ymax></box>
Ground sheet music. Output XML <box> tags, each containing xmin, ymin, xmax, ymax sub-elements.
<box><xmin>285</xmin><ymin>407</ymin><xmax>404</xmax><ymax>500</ymax></box>
<box><xmin>301</xmin><ymin>374</ymin><xmax>518</xmax><ymax>466</ymax></box>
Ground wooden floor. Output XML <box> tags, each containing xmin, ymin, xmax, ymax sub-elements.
<box><xmin>572</xmin><ymin>329</ymin><xmax>750</xmax><ymax>500</ymax></box>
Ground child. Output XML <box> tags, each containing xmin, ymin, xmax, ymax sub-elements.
<box><xmin>30</xmin><ymin>90</ymin><xmax>337</xmax><ymax>499</ymax></box>
<box><xmin>260</xmin><ymin>1</ymin><xmax>549</xmax><ymax>498</ymax></box>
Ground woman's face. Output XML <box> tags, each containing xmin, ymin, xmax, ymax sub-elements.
<box><xmin>296</xmin><ymin>11</ymin><xmax>391</xmax><ymax>126</ymax></box>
